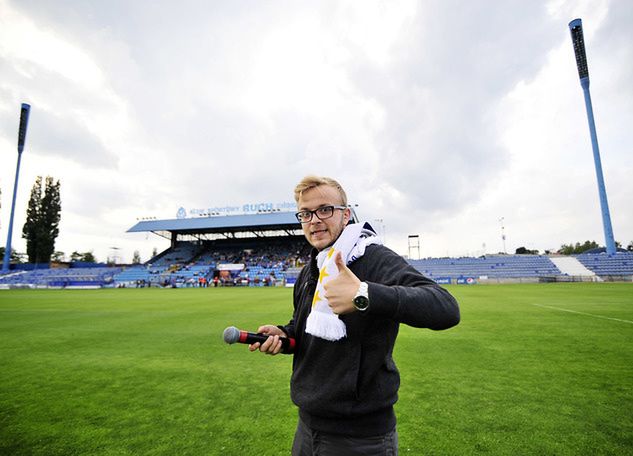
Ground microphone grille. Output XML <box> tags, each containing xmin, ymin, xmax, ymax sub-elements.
<box><xmin>223</xmin><ymin>326</ymin><xmax>240</xmax><ymax>344</ymax></box>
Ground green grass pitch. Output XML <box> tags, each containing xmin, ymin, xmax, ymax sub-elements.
<box><xmin>1</xmin><ymin>283</ymin><xmax>632</xmax><ymax>455</ymax></box>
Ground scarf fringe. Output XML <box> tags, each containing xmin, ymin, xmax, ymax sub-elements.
<box><xmin>305</xmin><ymin>311</ymin><xmax>347</xmax><ymax>341</ymax></box>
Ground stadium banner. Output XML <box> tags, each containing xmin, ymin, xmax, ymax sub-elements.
<box><xmin>456</xmin><ymin>277</ymin><xmax>477</xmax><ymax>285</ymax></box>
<box><xmin>434</xmin><ymin>277</ymin><xmax>452</xmax><ymax>285</ymax></box>
<box><xmin>217</xmin><ymin>264</ymin><xmax>245</xmax><ymax>271</ymax></box>
<box><xmin>177</xmin><ymin>201</ymin><xmax>296</xmax><ymax>218</ymax></box>
<box><xmin>285</xmin><ymin>277</ymin><xmax>297</xmax><ymax>287</ymax></box>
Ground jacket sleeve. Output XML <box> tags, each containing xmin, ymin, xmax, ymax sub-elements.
<box><xmin>277</xmin><ymin>263</ymin><xmax>310</xmax><ymax>340</ymax></box>
<box><xmin>360</xmin><ymin>245</ymin><xmax>460</xmax><ymax>330</ymax></box>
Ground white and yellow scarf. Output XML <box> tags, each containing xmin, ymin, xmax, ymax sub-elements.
<box><xmin>305</xmin><ymin>222</ymin><xmax>381</xmax><ymax>341</ymax></box>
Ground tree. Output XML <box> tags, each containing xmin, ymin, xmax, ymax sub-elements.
<box><xmin>70</xmin><ymin>251</ymin><xmax>96</xmax><ymax>263</ymax></box>
<box><xmin>82</xmin><ymin>251</ymin><xmax>96</xmax><ymax>263</ymax></box>
<box><xmin>22</xmin><ymin>177</ymin><xmax>42</xmax><ymax>263</ymax></box>
<box><xmin>132</xmin><ymin>250</ymin><xmax>141</xmax><ymax>264</ymax></box>
<box><xmin>21</xmin><ymin>176</ymin><xmax>62</xmax><ymax>263</ymax></box>
<box><xmin>51</xmin><ymin>251</ymin><xmax>66</xmax><ymax>262</ymax></box>
<box><xmin>40</xmin><ymin>177</ymin><xmax>62</xmax><ymax>261</ymax></box>
<box><xmin>558</xmin><ymin>240</ymin><xmax>600</xmax><ymax>255</ymax></box>
<box><xmin>515</xmin><ymin>246</ymin><xmax>539</xmax><ymax>255</ymax></box>
<box><xmin>0</xmin><ymin>247</ymin><xmax>22</xmax><ymax>264</ymax></box>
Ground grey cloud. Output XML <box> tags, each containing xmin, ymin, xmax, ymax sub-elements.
<box><xmin>63</xmin><ymin>174</ymin><xmax>129</xmax><ymax>217</ymax></box>
<box><xmin>339</xmin><ymin>1</ymin><xmax>562</xmax><ymax>215</ymax></box>
<box><xmin>28</xmin><ymin>110</ymin><xmax>117</xmax><ymax>168</ymax></box>
<box><xmin>0</xmin><ymin>56</ymin><xmax>119</xmax><ymax>168</ymax></box>
<box><xmin>5</xmin><ymin>0</ymin><xmax>632</xmax><ymax>257</ymax></box>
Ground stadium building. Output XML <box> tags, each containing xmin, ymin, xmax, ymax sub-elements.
<box><xmin>1</xmin><ymin>207</ymin><xmax>632</xmax><ymax>289</ymax></box>
<box><xmin>117</xmin><ymin>209</ymin><xmax>339</xmax><ymax>288</ymax></box>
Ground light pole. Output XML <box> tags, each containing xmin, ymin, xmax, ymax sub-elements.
<box><xmin>109</xmin><ymin>247</ymin><xmax>121</xmax><ymax>265</ymax></box>
<box><xmin>374</xmin><ymin>218</ymin><xmax>386</xmax><ymax>244</ymax></box>
<box><xmin>408</xmin><ymin>235</ymin><xmax>420</xmax><ymax>260</ymax></box>
<box><xmin>568</xmin><ymin>18</ymin><xmax>616</xmax><ymax>255</ymax></box>
<box><xmin>3</xmin><ymin>104</ymin><xmax>31</xmax><ymax>271</ymax></box>
<box><xmin>499</xmin><ymin>217</ymin><xmax>506</xmax><ymax>254</ymax></box>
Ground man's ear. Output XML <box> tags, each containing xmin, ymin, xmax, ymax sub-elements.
<box><xmin>343</xmin><ymin>207</ymin><xmax>351</xmax><ymax>225</ymax></box>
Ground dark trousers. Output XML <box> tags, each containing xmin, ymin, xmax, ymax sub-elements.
<box><xmin>291</xmin><ymin>419</ymin><xmax>398</xmax><ymax>456</ymax></box>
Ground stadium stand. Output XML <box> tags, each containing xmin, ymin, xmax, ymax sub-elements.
<box><xmin>111</xmin><ymin>266</ymin><xmax>153</xmax><ymax>286</ymax></box>
<box><xmin>149</xmin><ymin>241</ymin><xmax>201</xmax><ymax>267</ymax></box>
<box><xmin>575</xmin><ymin>251</ymin><xmax>633</xmax><ymax>278</ymax></box>
<box><xmin>113</xmin><ymin>263</ymin><xmax>215</xmax><ymax>288</ymax></box>
<box><xmin>407</xmin><ymin>255</ymin><xmax>562</xmax><ymax>283</ymax></box>
<box><xmin>4</xmin><ymin>249</ymin><xmax>632</xmax><ymax>289</ymax></box>
<box><xmin>111</xmin><ymin>236</ymin><xmax>310</xmax><ymax>288</ymax></box>
<box><xmin>0</xmin><ymin>266</ymin><xmax>121</xmax><ymax>289</ymax></box>
<box><xmin>3</xmin><ymin>209</ymin><xmax>631</xmax><ymax>288</ymax></box>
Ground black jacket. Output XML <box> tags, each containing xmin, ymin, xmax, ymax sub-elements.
<box><xmin>281</xmin><ymin>244</ymin><xmax>460</xmax><ymax>437</ymax></box>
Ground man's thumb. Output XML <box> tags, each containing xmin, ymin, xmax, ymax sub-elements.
<box><xmin>334</xmin><ymin>251</ymin><xmax>349</xmax><ymax>273</ymax></box>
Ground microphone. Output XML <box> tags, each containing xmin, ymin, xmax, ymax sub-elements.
<box><xmin>223</xmin><ymin>326</ymin><xmax>295</xmax><ymax>353</ymax></box>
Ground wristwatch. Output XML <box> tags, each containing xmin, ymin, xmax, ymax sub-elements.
<box><xmin>353</xmin><ymin>282</ymin><xmax>369</xmax><ymax>311</ymax></box>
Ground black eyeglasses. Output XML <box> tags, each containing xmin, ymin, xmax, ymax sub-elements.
<box><xmin>295</xmin><ymin>205</ymin><xmax>347</xmax><ymax>223</ymax></box>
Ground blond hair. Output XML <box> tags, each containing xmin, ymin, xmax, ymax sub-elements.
<box><xmin>294</xmin><ymin>175</ymin><xmax>348</xmax><ymax>206</ymax></box>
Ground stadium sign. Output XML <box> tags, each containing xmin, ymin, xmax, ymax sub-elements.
<box><xmin>456</xmin><ymin>277</ymin><xmax>477</xmax><ymax>285</ymax></box>
<box><xmin>434</xmin><ymin>277</ymin><xmax>452</xmax><ymax>285</ymax></box>
<box><xmin>177</xmin><ymin>201</ymin><xmax>296</xmax><ymax>219</ymax></box>
<box><xmin>217</xmin><ymin>264</ymin><xmax>245</xmax><ymax>271</ymax></box>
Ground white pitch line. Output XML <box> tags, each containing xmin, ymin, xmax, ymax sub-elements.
<box><xmin>531</xmin><ymin>303</ymin><xmax>633</xmax><ymax>325</ymax></box>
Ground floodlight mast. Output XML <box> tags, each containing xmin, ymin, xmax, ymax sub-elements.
<box><xmin>2</xmin><ymin>104</ymin><xmax>31</xmax><ymax>271</ymax></box>
<box><xmin>568</xmin><ymin>19</ymin><xmax>616</xmax><ymax>255</ymax></box>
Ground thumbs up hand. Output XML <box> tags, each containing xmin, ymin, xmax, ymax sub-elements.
<box><xmin>323</xmin><ymin>251</ymin><xmax>361</xmax><ymax>315</ymax></box>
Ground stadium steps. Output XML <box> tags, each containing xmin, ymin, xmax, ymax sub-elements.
<box><xmin>0</xmin><ymin>270</ymin><xmax>27</xmax><ymax>279</ymax></box>
<box><xmin>549</xmin><ymin>256</ymin><xmax>597</xmax><ymax>277</ymax></box>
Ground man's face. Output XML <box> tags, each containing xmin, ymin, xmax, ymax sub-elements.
<box><xmin>297</xmin><ymin>185</ymin><xmax>350</xmax><ymax>251</ymax></box>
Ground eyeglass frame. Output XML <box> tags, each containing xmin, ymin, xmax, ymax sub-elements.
<box><xmin>295</xmin><ymin>205</ymin><xmax>347</xmax><ymax>223</ymax></box>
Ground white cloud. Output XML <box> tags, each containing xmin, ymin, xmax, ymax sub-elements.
<box><xmin>0</xmin><ymin>1</ymin><xmax>105</xmax><ymax>89</ymax></box>
<box><xmin>1</xmin><ymin>0</ymin><xmax>632</xmax><ymax>263</ymax></box>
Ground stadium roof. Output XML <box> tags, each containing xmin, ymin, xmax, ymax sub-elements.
<box><xmin>127</xmin><ymin>212</ymin><xmax>302</xmax><ymax>236</ymax></box>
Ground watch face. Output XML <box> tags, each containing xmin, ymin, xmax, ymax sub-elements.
<box><xmin>354</xmin><ymin>296</ymin><xmax>369</xmax><ymax>310</ymax></box>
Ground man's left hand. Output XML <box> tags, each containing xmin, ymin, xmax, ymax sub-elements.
<box><xmin>323</xmin><ymin>251</ymin><xmax>361</xmax><ymax>315</ymax></box>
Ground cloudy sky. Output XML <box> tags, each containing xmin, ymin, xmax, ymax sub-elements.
<box><xmin>1</xmin><ymin>0</ymin><xmax>631</xmax><ymax>263</ymax></box>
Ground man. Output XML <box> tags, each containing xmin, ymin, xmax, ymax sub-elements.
<box><xmin>250</xmin><ymin>175</ymin><xmax>460</xmax><ymax>455</ymax></box>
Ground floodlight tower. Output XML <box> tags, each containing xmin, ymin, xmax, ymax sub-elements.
<box><xmin>408</xmin><ymin>235</ymin><xmax>420</xmax><ymax>260</ymax></box>
<box><xmin>568</xmin><ymin>19</ymin><xmax>616</xmax><ymax>254</ymax></box>
<box><xmin>3</xmin><ymin>104</ymin><xmax>31</xmax><ymax>271</ymax></box>
<box><xmin>499</xmin><ymin>217</ymin><xmax>507</xmax><ymax>254</ymax></box>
